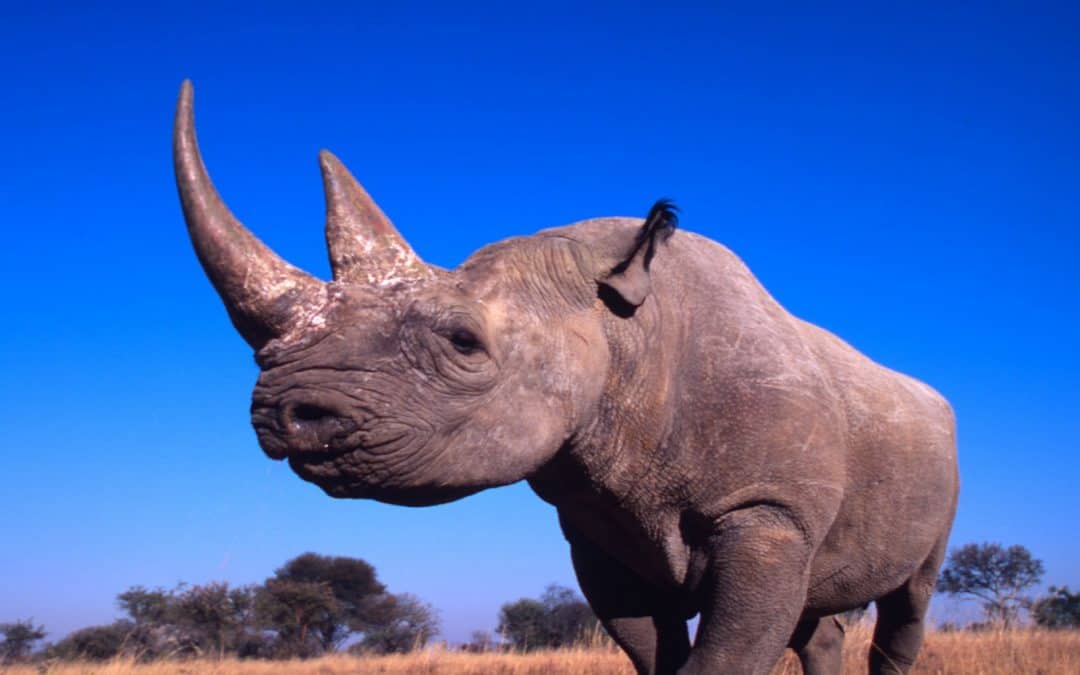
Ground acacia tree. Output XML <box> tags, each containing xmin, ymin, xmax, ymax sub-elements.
<box><xmin>117</xmin><ymin>586</ymin><xmax>171</xmax><ymax>626</ymax></box>
<box><xmin>936</xmin><ymin>542</ymin><xmax>1044</xmax><ymax>627</ymax></box>
<box><xmin>255</xmin><ymin>553</ymin><xmax>403</xmax><ymax>657</ymax></box>
<box><xmin>255</xmin><ymin>577</ymin><xmax>341</xmax><ymax>657</ymax></box>
<box><xmin>0</xmin><ymin>620</ymin><xmax>46</xmax><ymax>664</ymax></box>
<box><xmin>115</xmin><ymin>585</ymin><xmax>176</xmax><ymax>658</ymax></box>
<box><xmin>170</xmin><ymin>583</ymin><xmax>261</xmax><ymax>657</ymax></box>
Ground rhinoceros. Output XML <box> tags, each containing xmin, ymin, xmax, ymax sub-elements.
<box><xmin>173</xmin><ymin>81</ymin><xmax>958</xmax><ymax>674</ymax></box>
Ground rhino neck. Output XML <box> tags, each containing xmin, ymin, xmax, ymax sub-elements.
<box><xmin>525</xmin><ymin>295</ymin><xmax>691</xmax><ymax>589</ymax></box>
<box><xmin>529</xmin><ymin>290</ymin><xmax>681</xmax><ymax>513</ymax></box>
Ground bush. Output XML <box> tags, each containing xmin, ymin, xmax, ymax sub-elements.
<box><xmin>1032</xmin><ymin>586</ymin><xmax>1080</xmax><ymax>629</ymax></box>
<box><xmin>497</xmin><ymin>584</ymin><xmax>600</xmax><ymax>651</ymax></box>
<box><xmin>46</xmin><ymin>621</ymin><xmax>133</xmax><ymax>661</ymax></box>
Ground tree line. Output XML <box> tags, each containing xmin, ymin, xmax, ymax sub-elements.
<box><xmin>2</xmin><ymin>542</ymin><xmax>1078</xmax><ymax>664</ymax></box>
<box><xmin>1</xmin><ymin>553</ymin><xmax>438</xmax><ymax>664</ymax></box>
<box><xmin>0</xmin><ymin>553</ymin><xmax>599</xmax><ymax>665</ymax></box>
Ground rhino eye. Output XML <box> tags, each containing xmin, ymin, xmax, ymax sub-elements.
<box><xmin>448</xmin><ymin>328</ymin><xmax>482</xmax><ymax>355</ymax></box>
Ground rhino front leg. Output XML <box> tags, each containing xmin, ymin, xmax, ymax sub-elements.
<box><xmin>680</xmin><ymin>505</ymin><xmax>815</xmax><ymax>675</ymax></box>
<box><xmin>562</xmin><ymin>518</ymin><xmax>691</xmax><ymax>675</ymax></box>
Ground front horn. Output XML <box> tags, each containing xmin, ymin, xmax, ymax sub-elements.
<box><xmin>173</xmin><ymin>80</ymin><xmax>324</xmax><ymax>349</ymax></box>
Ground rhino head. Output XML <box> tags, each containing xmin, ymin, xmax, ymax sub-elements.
<box><xmin>174</xmin><ymin>82</ymin><xmax>674</xmax><ymax>507</ymax></box>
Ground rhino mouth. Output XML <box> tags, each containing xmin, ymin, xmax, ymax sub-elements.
<box><xmin>284</xmin><ymin>454</ymin><xmax>483</xmax><ymax>505</ymax></box>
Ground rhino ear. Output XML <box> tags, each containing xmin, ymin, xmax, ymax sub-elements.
<box><xmin>598</xmin><ymin>199</ymin><xmax>678</xmax><ymax>310</ymax></box>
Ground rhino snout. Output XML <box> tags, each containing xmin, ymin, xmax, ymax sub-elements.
<box><xmin>251</xmin><ymin>395</ymin><xmax>359</xmax><ymax>459</ymax></box>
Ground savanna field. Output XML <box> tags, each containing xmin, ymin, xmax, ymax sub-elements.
<box><xmin>6</xmin><ymin>626</ymin><xmax>1079</xmax><ymax>675</ymax></box>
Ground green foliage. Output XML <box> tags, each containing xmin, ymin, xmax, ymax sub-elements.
<box><xmin>0</xmin><ymin>619</ymin><xmax>46</xmax><ymax>664</ymax></box>
<box><xmin>1032</xmin><ymin>586</ymin><xmax>1080</xmax><ymax>629</ymax></box>
<box><xmin>937</xmin><ymin>542</ymin><xmax>1044</xmax><ymax>626</ymax></box>
<box><xmin>354</xmin><ymin>594</ymin><xmax>439</xmax><ymax>655</ymax></box>
<box><xmin>497</xmin><ymin>584</ymin><xmax>599</xmax><ymax>651</ymax></box>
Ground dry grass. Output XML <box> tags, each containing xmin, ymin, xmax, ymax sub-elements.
<box><xmin>772</xmin><ymin>624</ymin><xmax>1080</xmax><ymax>674</ymax></box>
<box><xmin>6</xmin><ymin>627</ymin><xmax>1078</xmax><ymax>674</ymax></box>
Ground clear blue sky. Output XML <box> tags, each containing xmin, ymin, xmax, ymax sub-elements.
<box><xmin>1</xmin><ymin>2</ymin><xmax>1077</xmax><ymax>643</ymax></box>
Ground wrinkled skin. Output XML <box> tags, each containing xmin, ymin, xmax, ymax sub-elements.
<box><xmin>175</xmin><ymin>82</ymin><xmax>958</xmax><ymax>674</ymax></box>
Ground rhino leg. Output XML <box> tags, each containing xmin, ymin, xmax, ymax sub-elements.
<box><xmin>868</xmin><ymin>535</ymin><xmax>948</xmax><ymax>674</ymax></box>
<box><xmin>789</xmin><ymin>616</ymin><xmax>844</xmax><ymax>675</ymax></box>
<box><xmin>679</xmin><ymin>506</ymin><xmax>815</xmax><ymax>675</ymax></box>
<box><xmin>563</xmin><ymin>520</ymin><xmax>691</xmax><ymax>675</ymax></box>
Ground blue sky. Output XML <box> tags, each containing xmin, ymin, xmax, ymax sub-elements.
<box><xmin>1</xmin><ymin>2</ymin><xmax>1077</xmax><ymax>643</ymax></box>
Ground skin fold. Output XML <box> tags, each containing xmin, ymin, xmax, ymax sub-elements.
<box><xmin>174</xmin><ymin>81</ymin><xmax>959</xmax><ymax>675</ymax></box>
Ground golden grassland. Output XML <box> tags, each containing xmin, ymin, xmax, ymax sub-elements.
<box><xmin>6</xmin><ymin>626</ymin><xmax>1079</xmax><ymax>674</ymax></box>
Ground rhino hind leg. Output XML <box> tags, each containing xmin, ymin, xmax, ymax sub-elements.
<box><xmin>789</xmin><ymin>615</ymin><xmax>845</xmax><ymax>674</ymax></box>
<box><xmin>562</xmin><ymin>520</ymin><xmax>690</xmax><ymax>674</ymax></box>
<box><xmin>868</xmin><ymin>535</ymin><xmax>949</xmax><ymax>674</ymax></box>
<box><xmin>601</xmin><ymin>613</ymin><xmax>692</xmax><ymax>675</ymax></box>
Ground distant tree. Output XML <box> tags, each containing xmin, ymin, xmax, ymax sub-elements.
<box><xmin>112</xmin><ymin>582</ymin><xmax>269</xmax><ymax>660</ymax></box>
<box><xmin>354</xmin><ymin>594</ymin><xmax>439</xmax><ymax>654</ymax></box>
<box><xmin>0</xmin><ymin>619</ymin><xmax>46</xmax><ymax>664</ymax></box>
<box><xmin>1031</xmin><ymin>586</ymin><xmax>1080</xmax><ymax>629</ymax></box>
<box><xmin>117</xmin><ymin>586</ymin><xmax>171</xmax><ymax>626</ymax></box>
<box><xmin>273</xmin><ymin>553</ymin><xmax>387</xmax><ymax>634</ymax></box>
<box><xmin>539</xmin><ymin>584</ymin><xmax>599</xmax><ymax>647</ymax></box>
<box><xmin>464</xmin><ymin>629</ymin><xmax>495</xmax><ymax>652</ymax></box>
<box><xmin>498</xmin><ymin>584</ymin><xmax>599</xmax><ymax>651</ymax></box>
<box><xmin>46</xmin><ymin>621</ymin><xmax>133</xmax><ymax>661</ymax></box>
<box><xmin>255</xmin><ymin>578</ymin><xmax>341</xmax><ymax>658</ymax></box>
<box><xmin>497</xmin><ymin>598</ymin><xmax>549</xmax><ymax>650</ymax></box>
<box><xmin>936</xmin><ymin>542</ymin><xmax>1044</xmax><ymax>627</ymax></box>
<box><xmin>170</xmin><ymin>583</ymin><xmax>260</xmax><ymax>657</ymax></box>
<box><xmin>252</xmin><ymin>552</ymin><xmax>395</xmax><ymax>658</ymax></box>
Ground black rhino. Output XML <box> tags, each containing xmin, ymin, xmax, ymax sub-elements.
<box><xmin>173</xmin><ymin>81</ymin><xmax>958</xmax><ymax>674</ymax></box>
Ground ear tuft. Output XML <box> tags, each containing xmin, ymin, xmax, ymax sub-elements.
<box><xmin>636</xmin><ymin>198</ymin><xmax>679</xmax><ymax>251</ymax></box>
<box><xmin>599</xmin><ymin>199</ymin><xmax>679</xmax><ymax>310</ymax></box>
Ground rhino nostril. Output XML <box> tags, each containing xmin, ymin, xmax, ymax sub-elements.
<box><xmin>293</xmin><ymin>403</ymin><xmax>333</xmax><ymax>423</ymax></box>
<box><xmin>282</xmin><ymin>401</ymin><xmax>339</xmax><ymax>436</ymax></box>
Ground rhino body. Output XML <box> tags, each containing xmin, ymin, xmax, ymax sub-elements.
<box><xmin>174</xmin><ymin>82</ymin><xmax>958</xmax><ymax>674</ymax></box>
